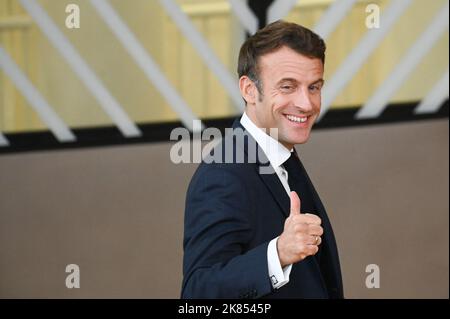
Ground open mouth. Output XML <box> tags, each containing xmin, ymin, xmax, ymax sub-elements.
<box><xmin>284</xmin><ymin>114</ymin><xmax>309</xmax><ymax>124</ymax></box>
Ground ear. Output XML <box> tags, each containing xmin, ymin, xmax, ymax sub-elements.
<box><xmin>239</xmin><ymin>76</ymin><xmax>257</xmax><ymax>105</ymax></box>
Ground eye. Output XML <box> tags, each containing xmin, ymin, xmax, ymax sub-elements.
<box><xmin>309</xmin><ymin>84</ymin><xmax>322</xmax><ymax>93</ymax></box>
<box><xmin>280</xmin><ymin>84</ymin><xmax>295</xmax><ymax>92</ymax></box>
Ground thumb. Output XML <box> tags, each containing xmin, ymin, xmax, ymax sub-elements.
<box><xmin>289</xmin><ymin>191</ymin><xmax>301</xmax><ymax>216</ymax></box>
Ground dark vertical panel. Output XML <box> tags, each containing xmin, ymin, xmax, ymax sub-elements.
<box><xmin>248</xmin><ymin>0</ymin><xmax>275</xmax><ymax>30</ymax></box>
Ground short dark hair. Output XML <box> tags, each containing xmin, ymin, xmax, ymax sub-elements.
<box><xmin>238</xmin><ymin>20</ymin><xmax>326</xmax><ymax>93</ymax></box>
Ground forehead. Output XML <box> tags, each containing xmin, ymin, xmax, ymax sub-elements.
<box><xmin>258</xmin><ymin>46</ymin><xmax>323</xmax><ymax>82</ymax></box>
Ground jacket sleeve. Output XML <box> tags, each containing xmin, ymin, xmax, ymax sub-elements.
<box><xmin>181</xmin><ymin>164</ymin><xmax>273</xmax><ymax>299</ymax></box>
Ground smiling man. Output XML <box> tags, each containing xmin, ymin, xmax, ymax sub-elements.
<box><xmin>182</xmin><ymin>21</ymin><xmax>343</xmax><ymax>299</ymax></box>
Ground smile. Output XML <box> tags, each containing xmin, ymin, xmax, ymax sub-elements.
<box><xmin>285</xmin><ymin>114</ymin><xmax>308</xmax><ymax>123</ymax></box>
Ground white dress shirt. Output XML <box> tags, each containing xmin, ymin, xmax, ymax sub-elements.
<box><xmin>240</xmin><ymin>112</ymin><xmax>293</xmax><ymax>290</ymax></box>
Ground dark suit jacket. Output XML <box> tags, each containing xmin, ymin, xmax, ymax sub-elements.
<box><xmin>181</xmin><ymin>119</ymin><xmax>343</xmax><ymax>299</ymax></box>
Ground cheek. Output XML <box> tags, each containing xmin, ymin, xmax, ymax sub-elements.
<box><xmin>312</xmin><ymin>94</ymin><xmax>322</xmax><ymax>107</ymax></box>
<box><xmin>271</xmin><ymin>96</ymin><xmax>290</xmax><ymax>114</ymax></box>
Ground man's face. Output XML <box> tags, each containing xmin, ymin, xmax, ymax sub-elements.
<box><xmin>245</xmin><ymin>46</ymin><xmax>324</xmax><ymax>149</ymax></box>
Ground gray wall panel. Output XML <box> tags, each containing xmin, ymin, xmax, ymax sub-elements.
<box><xmin>0</xmin><ymin>119</ymin><xmax>448</xmax><ymax>298</ymax></box>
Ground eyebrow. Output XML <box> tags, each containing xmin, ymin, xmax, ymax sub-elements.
<box><xmin>309</xmin><ymin>79</ymin><xmax>324</xmax><ymax>86</ymax></box>
<box><xmin>277</xmin><ymin>78</ymin><xmax>324</xmax><ymax>86</ymax></box>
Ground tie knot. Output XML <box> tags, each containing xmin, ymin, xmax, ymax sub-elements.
<box><xmin>282</xmin><ymin>150</ymin><xmax>316</xmax><ymax>214</ymax></box>
<box><xmin>283</xmin><ymin>151</ymin><xmax>300</xmax><ymax>173</ymax></box>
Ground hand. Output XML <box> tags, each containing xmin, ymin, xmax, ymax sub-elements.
<box><xmin>277</xmin><ymin>191</ymin><xmax>323</xmax><ymax>267</ymax></box>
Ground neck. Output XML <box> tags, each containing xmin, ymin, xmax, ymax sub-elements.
<box><xmin>244</xmin><ymin>108</ymin><xmax>294</xmax><ymax>151</ymax></box>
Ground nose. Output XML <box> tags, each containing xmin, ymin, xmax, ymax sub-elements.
<box><xmin>293</xmin><ymin>87</ymin><xmax>314</xmax><ymax>113</ymax></box>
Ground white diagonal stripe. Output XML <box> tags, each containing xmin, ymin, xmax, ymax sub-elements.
<box><xmin>357</xmin><ymin>2</ymin><xmax>449</xmax><ymax>119</ymax></box>
<box><xmin>159</xmin><ymin>0</ymin><xmax>244</xmax><ymax>113</ymax></box>
<box><xmin>0</xmin><ymin>132</ymin><xmax>9</xmax><ymax>146</ymax></box>
<box><xmin>0</xmin><ymin>46</ymin><xmax>75</xmax><ymax>142</ymax></box>
<box><xmin>267</xmin><ymin>0</ymin><xmax>299</xmax><ymax>24</ymax></box>
<box><xmin>319</xmin><ymin>0</ymin><xmax>412</xmax><ymax>121</ymax></box>
<box><xmin>229</xmin><ymin>0</ymin><xmax>258</xmax><ymax>35</ymax></box>
<box><xmin>90</xmin><ymin>0</ymin><xmax>202</xmax><ymax>132</ymax></box>
<box><xmin>19</xmin><ymin>0</ymin><xmax>141</xmax><ymax>137</ymax></box>
<box><xmin>415</xmin><ymin>68</ymin><xmax>449</xmax><ymax>114</ymax></box>
<box><xmin>313</xmin><ymin>0</ymin><xmax>357</xmax><ymax>40</ymax></box>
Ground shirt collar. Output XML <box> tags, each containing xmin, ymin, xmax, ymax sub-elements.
<box><xmin>240</xmin><ymin>111</ymin><xmax>292</xmax><ymax>169</ymax></box>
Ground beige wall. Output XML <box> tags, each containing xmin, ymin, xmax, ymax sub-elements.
<box><xmin>1</xmin><ymin>0</ymin><xmax>449</xmax><ymax>132</ymax></box>
<box><xmin>0</xmin><ymin>119</ymin><xmax>448</xmax><ymax>298</ymax></box>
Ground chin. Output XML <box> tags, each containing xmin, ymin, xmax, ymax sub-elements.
<box><xmin>293</xmin><ymin>138</ymin><xmax>310</xmax><ymax>145</ymax></box>
<box><xmin>291</xmin><ymin>132</ymin><xmax>311</xmax><ymax>145</ymax></box>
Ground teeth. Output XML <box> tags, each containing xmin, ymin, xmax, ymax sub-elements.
<box><xmin>286</xmin><ymin>114</ymin><xmax>307</xmax><ymax>123</ymax></box>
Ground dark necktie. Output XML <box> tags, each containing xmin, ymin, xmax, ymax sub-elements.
<box><xmin>283</xmin><ymin>150</ymin><xmax>322</xmax><ymax>263</ymax></box>
<box><xmin>283</xmin><ymin>150</ymin><xmax>333</xmax><ymax>287</ymax></box>
<box><xmin>282</xmin><ymin>150</ymin><xmax>316</xmax><ymax>214</ymax></box>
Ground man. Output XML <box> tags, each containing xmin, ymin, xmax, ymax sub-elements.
<box><xmin>181</xmin><ymin>20</ymin><xmax>343</xmax><ymax>299</ymax></box>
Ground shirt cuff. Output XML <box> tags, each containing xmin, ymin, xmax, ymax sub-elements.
<box><xmin>267</xmin><ymin>237</ymin><xmax>292</xmax><ymax>290</ymax></box>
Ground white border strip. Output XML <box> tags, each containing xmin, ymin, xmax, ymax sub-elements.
<box><xmin>319</xmin><ymin>0</ymin><xmax>412</xmax><ymax>121</ymax></box>
<box><xmin>229</xmin><ymin>0</ymin><xmax>258</xmax><ymax>35</ymax></box>
<box><xmin>313</xmin><ymin>0</ymin><xmax>357</xmax><ymax>40</ymax></box>
<box><xmin>0</xmin><ymin>46</ymin><xmax>75</xmax><ymax>142</ymax></box>
<box><xmin>19</xmin><ymin>0</ymin><xmax>141</xmax><ymax>137</ymax></box>
<box><xmin>357</xmin><ymin>2</ymin><xmax>449</xmax><ymax>119</ymax></box>
<box><xmin>159</xmin><ymin>0</ymin><xmax>244</xmax><ymax>113</ymax></box>
<box><xmin>268</xmin><ymin>0</ymin><xmax>299</xmax><ymax>24</ymax></box>
<box><xmin>90</xmin><ymin>0</ymin><xmax>202</xmax><ymax>132</ymax></box>
<box><xmin>415</xmin><ymin>68</ymin><xmax>449</xmax><ymax>114</ymax></box>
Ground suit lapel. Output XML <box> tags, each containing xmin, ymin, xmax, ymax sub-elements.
<box><xmin>232</xmin><ymin>119</ymin><xmax>291</xmax><ymax>218</ymax></box>
<box><xmin>258</xmin><ymin>171</ymin><xmax>291</xmax><ymax>218</ymax></box>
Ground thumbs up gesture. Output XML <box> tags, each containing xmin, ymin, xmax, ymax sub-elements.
<box><xmin>277</xmin><ymin>191</ymin><xmax>323</xmax><ymax>267</ymax></box>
